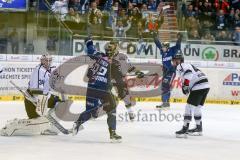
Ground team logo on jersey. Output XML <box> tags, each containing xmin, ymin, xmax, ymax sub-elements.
<box><xmin>223</xmin><ymin>73</ymin><xmax>240</xmax><ymax>86</ymax></box>
<box><xmin>1</xmin><ymin>0</ymin><xmax>14</xmax><ymax>3</ymax></box>
<box><xmin>202</xmin><ymin>47</ymin><xmax>219</xmax><ymax>61</ymax></box>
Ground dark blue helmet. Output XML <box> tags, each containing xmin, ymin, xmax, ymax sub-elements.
<box><xmin>172</xmin><ymin>50</ymin><xmax>184</xmax><ymax>62</ymax></box>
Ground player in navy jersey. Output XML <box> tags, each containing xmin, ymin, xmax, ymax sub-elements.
<box><xmin>72</xmin><ymin>38</ymin><xmax>126</xmax><ymax>142</ymax></box>
<box><xmin>154</xmin><ymin>33</ymin><xmax>182</xmax><ymax>109</ymax></box>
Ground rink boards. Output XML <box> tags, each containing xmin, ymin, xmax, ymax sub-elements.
<box><xmin>0</xmin><ymin>55</ymin><xmax>239</xmax><ymax>105</ymax></box>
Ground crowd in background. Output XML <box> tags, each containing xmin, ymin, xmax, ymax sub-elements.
<box><xmin>182</xmin><ymin>0</ymin><xmax>240</xmax><ymax>45</ymax></box>
<box><xmin>49</xmin><ymin>0</ymin><xmax>240</xmax><ymax>45</ymax></box>
<box><xmin>50</xmin><ymin>0</ymin><xmax>165</xmax><ymax>39</ymax></box>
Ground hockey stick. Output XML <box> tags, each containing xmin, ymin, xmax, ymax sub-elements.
<box><xmin>46</xmin><ymin>109</ymin><xmax>72</xmax><ymax>135</ymax></box>
<box><xmin>10</xmin><ymin>80</ymin><xmax>38</xmax><ymax>106</ymax></box>
<box><xmin>124</xmin><ymin>73</ymin><xmax>158</xmax><ymax>77</ymax></box>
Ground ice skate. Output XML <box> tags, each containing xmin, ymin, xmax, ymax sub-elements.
<box><xmin>176</xmin><ymin>125</ymin><xmax>189</xmax><ymax>138</ymax></box>
<box><xmin>156</xmin><ymin>102</ymin><xmax>170</xmax><ymax>110</ymax></box>
<box><xmin>188</xmin><ymin>123</ymin><xmax>203</xmax><ymax>136</ymax></box>
<box><xmin>109</xmin><ymin>129</ymin><xmax>122</xmax><ymax>143</ymax></box>
<box><xmin>72</xmin><ymin>122</ymin><xmax>84</xmax><ymax>136</ymax></box>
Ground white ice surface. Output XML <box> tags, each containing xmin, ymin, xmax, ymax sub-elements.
<box><xmin>0</xmin><ymin>102</ymin><xmax>240</xmax><ymax>160</ymax></box>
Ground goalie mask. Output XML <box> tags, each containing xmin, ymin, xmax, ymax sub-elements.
<box><xmin>105</xmin><ymin>41</ymin><xmax>119</xmax><ymax>58</ymax></box>
<box><xmin>40</xmin><ymin>54</ymin><xmax>52</xmax><ymax>70</ymax></box>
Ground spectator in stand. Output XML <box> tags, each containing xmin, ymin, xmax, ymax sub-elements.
<box><xmin>118</xmin><ymin>0</ymin><xmax>129</xmax><ymax>9</ymax></box>
<box><xmin>201</xmin><ymin>30</ymin><xmax>215</xmax><ymax>44</ymax></box>
<box><xmin>103</xmin><ymin>0</ymin><xmax>113</xmax><ymax>12</ymax></box>
<box><xmin>88</xmin><ymin>1</ymin><xmax>103</xmax><ymax>25</ymax></box>
<box><xmin>232</xmin><ymin>26</ymin><xmax>240</xmax><ymax>45</ymax></box>
<box><xmin>74</xmin><ymin>0</ymin><xmax>89</xmax><ymax>14</ymax></box>
<box><xmin>131</xmin><ymin>0</ymin><xmax>147</xmax><ymax>7</ymax></box>
<box><xmin>233</xmin><ymin>9</ymin><xmax>240</xmax><ymax>26</ymax></box>
<box><xmin>185</xmin><ymin>17</ymin><xmax>200</xmax><ymax>32</ymax></box>
<box><xmin>47</xmin><ymin>35</ymin><xmax>58</xmax><ymax>52</ymax></box>
<box><xmin>112</xmin><ymin>1</ymin><xmax>120</xmax><ymax>18</ymax></box>
<box><xmin>229</xmin><ymin>8</ymin><xmax>236</xmax><ymax>29</ymax></box>
<box><xmin>199</xmin><ymin>1</ymin><xmax>214</xmax><ymax>20</ymax></box>
<box><xmin>197</xmin><ymin>0</ymin><xmax>205</xmax><ymax>12</ymax></box>
<box><xmin>200</xmin><ymin>19</ymin><xmax>214</xmax><ymax>33</ymax></box>
<box><xmin>141</xmin><ymin>4</ymin><xmax>149</xmax><ymax>19</ymax></box>
<box><xmin>127</xmin><ymin>7</ymin><xmax>142</xmax><ymax>36</ymax></box>
<box><xmin>144</xmin><ymin>12</ymin><xmax>164</xmax><ymax>34</ymax></box>
<box><xmin>8</xmin><ymin>28</ymin><xmax>19</xmax><ymax>54</ymax></box>
<box><xmin>127</xmin><ymin>2</ymin><xmax>134</xmax><ymax>17</ymax></box>
<box><xmin>215</xmin><ymin>30</ymin><xmax>231</xmax><ymax>43</ymax></box>
<box><xmin>89</xmin><ymin>16</ymin><xmax>104</xmax><ymax>36</ymax></box>
<box><xmin>183</xmin><ymin>4</ymin><xmax>197</xmax><ymax>18</ymax></box>
<box><xmin>0</xmin><ymin>24</ymin><xmax>7</xmax><ymax>54</ymax></box>
<box><xmin>112</xmin><ymin>18</ymin><xmax>131</xmax><ymax>39</ymax></box>
<box><xmin>65</xmin><ymin>7</ymin><xmax>82</xmax><ymax>23</ymax></box>
<box><xmin>215</xmin><ymin>9</ymin><xmax>227</xmax><ymax>30</ymax></box>
<box><xmin>95</xmin><ymin>0</ymin><xmax>107</xmax><ymax>10</ymax></box>
<box><xmin>51</xmin><ymin>0</ymin><xmax>68</xmax><ymax>20</ymax></box>
<box><xmin>189</xmin><ymin>29</ymin><xmax>201</xmax><ymax>40</ymax></box>
<box><xmin>68</xmin><ymin>0</ymin><xmax>76</xmax><ymax>9</ymax></box>
<box><xmin>118</xmin><ymin>9</ymin><xmax>129</xmax><ymax>26</ymax></box>
<box><xmin>214</xmin><ymin>0</ymin><xmax>230</xmax><ymax>14</ymax></box>
<box><xmin>147</xmin><ymin>0</ymin><xmax>158</xmax><ymax>11</ymax></box>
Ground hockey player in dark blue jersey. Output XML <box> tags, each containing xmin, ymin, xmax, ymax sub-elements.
<box><xmin>72</xmin><ymin>38</ymin><xmax>127</xmax><ymax>142</ymax></box>
<box><xmin>154</xmin><ymin>33</ymin><xmax>182</xmax><ymax>109</ymax></box>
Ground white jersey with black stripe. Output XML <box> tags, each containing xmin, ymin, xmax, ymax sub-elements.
<box><xmin>28</xmin><ymin>64</ymin><xmax>51</xmax><ymax>94</ymax></box>
<box><xmin>176</xmin><ymin>63</ymin><xmax>210</xmax><ymax>91</ymax></box>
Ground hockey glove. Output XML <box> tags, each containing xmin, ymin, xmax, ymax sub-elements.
<box><xmin>135</xmin><ymin>70</ymin><xmax>144</xmax><ymax>78</ymax></box>
<box><xmin>177</xmin><ymin>33</ymin><xmax>183</xmax><ymax>41</ymax></box>
<box><xmin>182</xmin><ymin>79</ymin><xmax>190</xmax><ymax>95</ymax></box>
<box><xmin>118</xmin><ymin>88</ymin><xmax>128</xmax><ymax>99</ymax></box>
<box><xmin>84</xmin><ymin>36</ymin><xmax>93</xmax><ymax>47</ymax></box>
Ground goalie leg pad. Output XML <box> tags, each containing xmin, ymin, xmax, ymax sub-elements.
<box><xmin>0</xmin><ymin>117</ymin><xmax>52</xmax><ymax>136</ymax></box>
<box><xmin>36</xmin><ymin>95</ymin><xmax>49</xmax><ymax>116</ymax></box>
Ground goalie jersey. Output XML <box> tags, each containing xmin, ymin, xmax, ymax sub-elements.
<box><xmin>176</xmin><ymin>63</ymin><xmax>210</xmax><ymax>91</ymax></box>
<box><xmin>28</xmin><ymin>64</ymin><xmax>51</xmax><ymax>94</ymax></box>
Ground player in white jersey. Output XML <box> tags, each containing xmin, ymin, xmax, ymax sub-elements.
<box><xmin>112</xmin><ymin>51</ymin><xmax>144</xmax><ymax>121</ymax></box>
<box><xmin>171</xmin><ymin>51</ymin><xmax>210</xmax><ymax>138</ymax></box>
<box><xmin>0</xmin><ymin>54</ymin><xmax>60</xmax><ymax>136</ymax></box>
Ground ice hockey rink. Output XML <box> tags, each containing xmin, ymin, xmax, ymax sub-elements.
<box><xmin>0</xmin><ymin>101</ymin><xmax>240</xmax><ymax>160</ymax></box>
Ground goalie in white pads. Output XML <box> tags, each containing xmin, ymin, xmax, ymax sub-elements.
<box><xmin>1</xmin><ymin>54</ymin><xmax>61</xmax><ymax>136</ymax></box>
<box><xmin>171</xmin><ymin>51</ymin><xmax>210</xmax><ymax>138</ymax></box>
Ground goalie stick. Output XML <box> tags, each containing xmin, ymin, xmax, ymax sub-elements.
<box><xmin>10</xmin><ymin>80</ymin><xmax>72</xmax><ymax>135</ymax></box>
<box><xmin>10</xmin><ymin>80</ymin><xmax>37</xmax><ymax>106</ymax></box>
<box><xmin>46</xmin><ymin>109</ymin><xmax>72</xmax><ymax>135</ymax></box>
